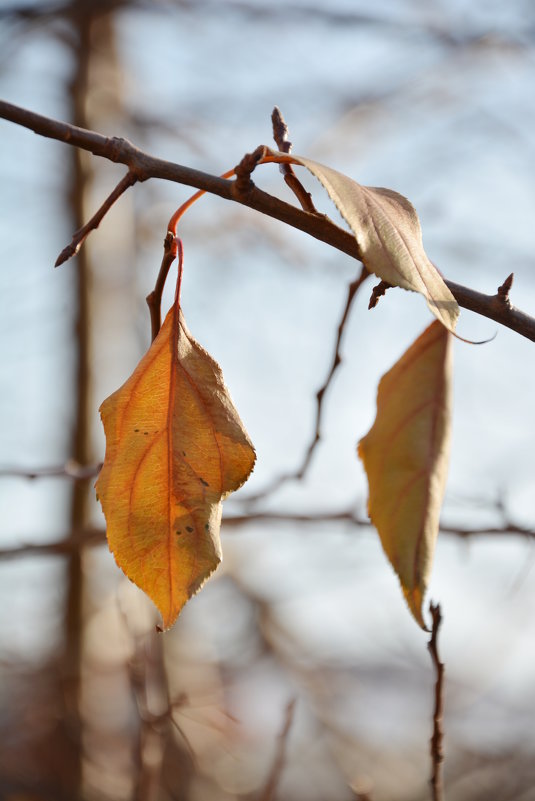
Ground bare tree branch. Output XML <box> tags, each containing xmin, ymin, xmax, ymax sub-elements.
<box><xmin>1</xmin><ymin>100</ymin><xmax>534</xmax><ymax>341</ymax></box>
<box><xmin>224</xmin><ymin>511</ymin><xmax>535</xmax><ymax>541</ymax></box>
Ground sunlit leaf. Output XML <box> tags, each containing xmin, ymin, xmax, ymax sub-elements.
<box><xmin>266</xmin><ymin>148</ymin><xmax>459</xmax><ymax>333</ymax></box>
<box><xmin>358</xmin><ymin>321</ymin><xmax>453</xmax><ymax>629</ymax></box>
<box><xmin>96</xmin><ymin>291</ymin><xmax>256</xmax><ymax>630</ymax></box>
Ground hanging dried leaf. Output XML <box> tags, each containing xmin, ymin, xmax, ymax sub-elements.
<box><xmin>265</xmin><ymin>148</ymin><xmax>459</xmax><ymax>333</ymax></box>
<box><xmin>96</xmin><ymin>292</ymin><xmax>256</xmax><ymax>630</ymax></box>
<box><xmin>358</xmin><ymin>321</ymin><xmax>452</xmax><ymax>629</ymax></box>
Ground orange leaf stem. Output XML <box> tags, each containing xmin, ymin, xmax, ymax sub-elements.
<box><xmin>174</xmin><ymin>237</ymin><xmax>184</xmax><ymax>309</ymax></box>
<box><xmin>167</xmin><ymin>168</ymin><xmax>236</xmax><ymax>235</ymax></box>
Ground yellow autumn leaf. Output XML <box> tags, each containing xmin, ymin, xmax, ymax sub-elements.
<box><xmin>264</xmin><ymin>148</ymin><xmax>459</xmax><ymax>333</ymax></box>
<box><xmin>358</xmin><ymin>321</ymin><xmax>452</xmax><ymax>629</ymax></box>
<box><xmin>96</xmin><ymin>297</ymin><xmax>256</xmax><ymax>630</ymax></box>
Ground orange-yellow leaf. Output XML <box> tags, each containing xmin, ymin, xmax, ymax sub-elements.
<box><xmin>96</xmin><ymin>304</ymin><xmax>256</xmax><ymax>630</ymax></box>
<box><xmin>265</xmin><ymin>148</ymin><xmax>459</xmax><ymax>333</ymax></box>
<box><xmin>358</xmin><ymin>321</ymin><xmax>452</xmax><ymax>629</ymax></box>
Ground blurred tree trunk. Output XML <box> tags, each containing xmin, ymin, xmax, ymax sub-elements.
<box><xmin>60</xmin><ymin>2</ymin><xmax>94</xmax><ymax>797</ymax></box>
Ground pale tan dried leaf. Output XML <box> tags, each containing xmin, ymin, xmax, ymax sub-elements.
<box><xmin>266</xmin><ymin>148</ymin><xmax>459</xmax><ymax>333</ymax></box>
<box><xmin>358</xmin><ymin>321</ymin><xmax>453</xmax><ymax>629</ymax></box>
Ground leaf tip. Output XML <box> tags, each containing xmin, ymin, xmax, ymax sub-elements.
<box><xmin>403</xmin><ymin>586</ymin><xmax>430</xmax><ymax>632</ymax></box>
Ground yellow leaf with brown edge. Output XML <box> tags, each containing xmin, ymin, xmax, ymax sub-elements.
<box><xmin>358</xmin><ymin>321</ymin><xmax>452</xmax><ymax>629</ymax></box>
<box><xmin>96</xmin><ymin>295</ymin><xmax>256</xmax><ymax>630</ymax></box>
<box><xmin>264</xmin><ymin>148</ymin><xmax>459</xmax><ymax>334</ymax></box>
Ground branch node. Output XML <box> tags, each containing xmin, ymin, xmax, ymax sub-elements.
<box><xmin>368</xmin><ymin>279</ymin><xmax>392</xmax><ymax>310</ymax></box>
<box><xmin>233</xmin><ymin>145</ymin><xmax>266</xmax><ymax>196</ymax></box>
<box><xmin>106</xmin><ymin>135</ymin><xmax>128</xmax><ymax>163</ymax></box>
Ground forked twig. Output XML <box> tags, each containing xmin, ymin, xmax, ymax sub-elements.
<box><xmin>258</xmin><ymin>698</ymin><xmax>297</xmax><ymax>801</ymax></box>
<box><xmin>428</xmin><ymin>603</ymin><xmax>445</xmax><ymax>801</ymax></box>
<box><xmin>55</xmin><ymin>170</ymin><xmax>138</xmax><ymax>266</ymax></box>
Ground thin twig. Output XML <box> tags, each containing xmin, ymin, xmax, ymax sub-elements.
<box><xmin>55</xmin><ymin>170</ymin><xmax>138</xmax><ymax>266</ymax></box>
<box><xmin>258</xmin><ymin>698</ymin><xmax>297</xmax><ymax>801</ymax></box>
<box><xmin>1</xmin><ymin>100</ymin><xmax>533</xmax><ymax>339</ymax></box>
<box><xmin>272</xmin><ymin>106</ymin><xmax>318</xmax><ymax>213</ymax></box>
<box><xmin>223</xmin><ymin>511</ymin><xmax>535</xmax><ymax>540</ymax></box>
<box><xmin>0</xmin><ymin>527</ymin><xmax>105</xmax><ymax>560</ymax></box>
<box><xmin>0</xmin><ymin>460</ymin><xmax>101</xmax><ymax>480</ymax></box>
<box><xmin>428</xmin><ymin>603</ymin><xmax>445</xmax><ymax>801</ymax></box>
<box><xmin>244</xmin><ymin>265</ymin><xmax>370</xmax><ymax>501</ymax></box>
<box><xmin>146</xmin><ymin>232</ymin><xmax>178</xmax><ymax>342</ymax></box>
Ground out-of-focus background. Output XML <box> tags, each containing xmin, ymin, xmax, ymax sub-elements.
<box><xmin>1</xmin><ymin>1</ymin><xmax>535</xmax><ymax>800</ymax></box>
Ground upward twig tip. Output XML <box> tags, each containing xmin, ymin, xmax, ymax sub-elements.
<box><xmin>271</xmin><ymin>107</ymin><xmax>291</xmax><ymax>154</ymax></box>
<box><xmin>268</xmin><ymin>109</ymin><xmax>321</xmax><ymax>215</ymax></box>
<box><xmin>427</xmin><ymin>600</ymin><xmax>445</xmax><ymax>801</ymax></box>
<box><xmin>271</xmin><ymin>107</ymin><xmax>288</xmax><ymax>149</ymax></box>
<box><xmin>497</xmin><ymin>272</ymin><xmax>514</xmax><ymax>302</ymax></box>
